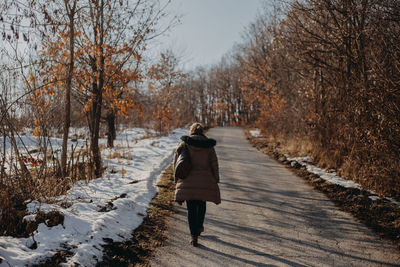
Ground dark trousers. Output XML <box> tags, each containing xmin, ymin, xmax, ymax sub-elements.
<box><xmin>186</xmin><ymin>200</ymin><xmax>206</xmax><ymax>237</ymax></box>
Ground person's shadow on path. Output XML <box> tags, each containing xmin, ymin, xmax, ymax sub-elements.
<box><xmin>198</xmin><ymin>234</ymin><xmax>307</xmax><ymax>267</ymax></box>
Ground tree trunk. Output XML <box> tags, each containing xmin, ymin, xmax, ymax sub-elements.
<box><xmin>90</xmin><ymin>87</ymin><xmax>103</xmax><ymax>177</ymax></box>
<box><xmin>90</xmin><ymin>0</ymin><xmax>105</xmax><ymax>177</ymax></box>
<box><xmin>106</xmin><ymin>110</ymin><xmax>116</xmax><ymax>148</ymax></box>
<box><xmin>1</xmin><ymin>129</ymin><xmax>6</xmax><ymax>180</ymax></box>
<box><xmin>61</xmin><ymin>1</ymin><xmax>76</xmax><ymax>176</ymax></box>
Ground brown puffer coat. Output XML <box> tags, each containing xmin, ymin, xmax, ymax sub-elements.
<box><xmin>173</xmin><ymin>133</ymin><xmax>221</xmax><ymax>204</ymax></box>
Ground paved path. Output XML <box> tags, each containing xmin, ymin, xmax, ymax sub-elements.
<box><xmin>150</xmin><ymin>127</ymin><xmax>400</xmax><ymax>267</ymax></box>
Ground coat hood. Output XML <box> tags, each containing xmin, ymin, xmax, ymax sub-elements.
<box><xmin>180</xmin><ymin>134</ymin><xmax>216</xmax><ymax>148</ymax></box>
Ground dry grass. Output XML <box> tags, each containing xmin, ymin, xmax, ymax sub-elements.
<box><xmin>271</xmin><ymin>134</ymin><xmax>315</xmax><ymax>158</ymax></box>
<box><xmin>107</xmin><ymin>150</ymin><xmax>132</xmax><ymax>161</ymax></box>
<box><xmin>0</xmin><ymin>189</ymin><xmax>27</xmax><ymax>237</ymax></box>
<box><xmin>249</xmin><ymin>128</ymin><xmax>400</xmax><ymax>200</ymax></box>
<box><xmin>107</xmin><ymin>151</ymin><xmax>123</xmax><ymax>159</ymax></box>
<box><xmin>0</xmin><ymin>161</ymin><xmax>96</xmax><ymax>237</ymax></box>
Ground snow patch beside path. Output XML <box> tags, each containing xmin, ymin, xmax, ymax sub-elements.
<box><xmin>0</xmin><ymin>128</ymin><xmax>186</xmax><ymax>267</ymax></box>
<box><xmin>248</xmin><ymin>129</ymin><xmax>400</xmax><ymax>206</ymax></box>
<box><xmin>249</xmin><ymin>129</ymin><xmax>260</xmax><ymax>137</ymax></box>
<box><xmin>286</xmin><ymin>156</ymin><xmax>362</xmax><ymax>189</ymax></box>
<box><xmin>286</xmin><ymin>156</ymin><xmax>400</xmax><ymax>206</ymax></box>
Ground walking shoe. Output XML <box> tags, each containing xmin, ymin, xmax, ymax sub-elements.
<box><xmin>190</xmin><ymin>236</ymin><xmax>198</xmax><ymax>247</ymax></box>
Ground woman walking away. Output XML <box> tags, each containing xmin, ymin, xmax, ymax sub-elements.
<box><xmin>173</xmin><ymin>123</ymin><xmax>221</xmax><ymax>247</ymax></box>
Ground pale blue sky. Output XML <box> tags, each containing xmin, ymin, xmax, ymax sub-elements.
<box><xmin>159</xmin><ymin>0</ymin><xmax>266</xmax><ymax>69</ymax></box>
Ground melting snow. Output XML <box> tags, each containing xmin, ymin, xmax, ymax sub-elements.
<box><xmin>0</xmin><ymin>128</ymin><xmax>187</xmax><ymax>266</ymax></box>
<box><xmin>248</xmin><ymin>129</ymin><xmax>399</xmax><ymax>207</ymax></box>
<box><xmin>249</xmin><ymin>129</ymin><xmax>260</xmax><ymax>137</ymax></box>
<box><xmin>285</xmin><ymin>156</ymin><xmax>399</xmax><ymax>206</ymax></box>
<box><xmin>286</xmin><ymin>156</ymin><xmax>362</xmax><ymax>190</ymax></box>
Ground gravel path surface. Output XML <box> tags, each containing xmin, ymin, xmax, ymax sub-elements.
<box><xmin>150</xmin><ymin>127</ymin><xmax>400</xmax><ymax>267</ymax></box>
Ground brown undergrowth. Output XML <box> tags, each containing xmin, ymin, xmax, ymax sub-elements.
<box><xmin>0</xmin><ymin>161</ymin><xmax>96</xmax><ymax>238</ymax></box>
<box><xmin>245</xmin><ymin>129</ymin><xmax>400</xmax><ymax>250</ymax></box>
<box><xmin>97</xmin><ymin>165</ymin><xmax>176</xmax><ymax>266</ymax></box>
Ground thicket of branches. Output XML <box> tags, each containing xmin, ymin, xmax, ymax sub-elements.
<box><xmin>174</xmin><ymin>0</ymin><xmax>400</xmax><ymax>198</ymax></box>
<box><xmin>0</xmin><ymin>0</ymin><xmax>176</xmax><ymax>236</ymax></box>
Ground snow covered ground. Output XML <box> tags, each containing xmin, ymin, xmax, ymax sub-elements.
<box><xmin>249</xmin><ymin>129</ymin><xmax>260</xmax><ymax>137</ymax></box>
<box><xmin>285</xmin><ymin>156</ymin><xmax>362</xmax><ymax>189</ymax></box>
<box><xmin>249</xmin><ymin>129</ymin><xmax>400</xmax><ymax>206</ymax></box>
<box><xmin>0</xmin><ymin>127</ymin><xmax>187</xmax><ymax>266</ymax></box>
<box><xmin>0</xmin><ymin>128</ymin><xmax>88</xmax><ymax>172</ymax></box>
